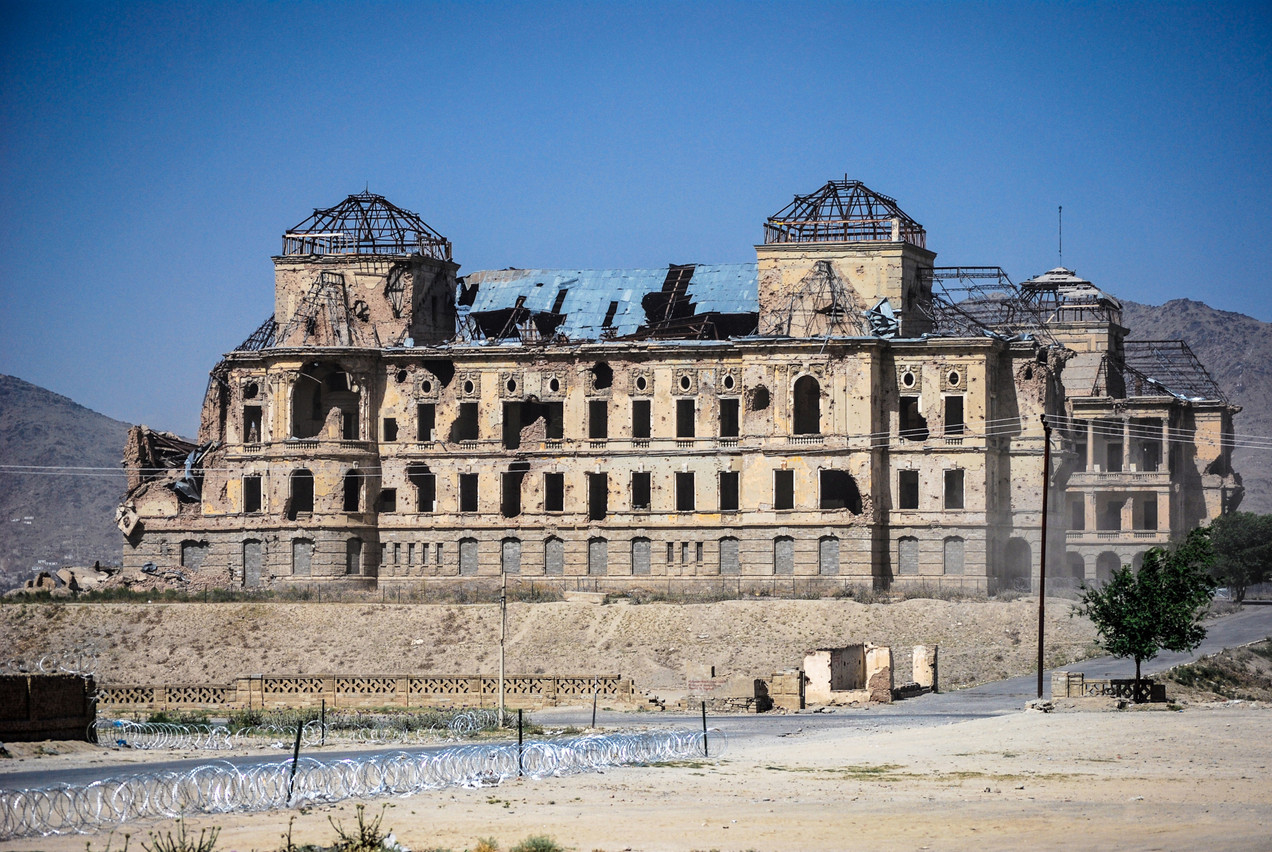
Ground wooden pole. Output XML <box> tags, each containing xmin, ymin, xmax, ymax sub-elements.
<box><xmin>499</xmin><ymin>567</ymin><xmax>507</xmax><ymax>727</ymax></box>
<box><xmin>1037</xmin><ymin>416</ymin><xmax>1053</xmax><ymax>699</ymax></box>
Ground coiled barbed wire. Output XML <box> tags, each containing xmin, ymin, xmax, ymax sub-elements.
<box><xmin>94</xmin><ymin>709</ymin><xmax>502</xmax><ymax>750</ymax></box>
<box><xmin>0</xmin><ymin>727</ymin><xmax>725</xmax><ymax>840</ymax></box>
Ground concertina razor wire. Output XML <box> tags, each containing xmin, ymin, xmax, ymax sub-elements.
<box><xmin>0</xmin><ymin>727</ymin><xmax>725</xmax><ymax>840</ymax></box>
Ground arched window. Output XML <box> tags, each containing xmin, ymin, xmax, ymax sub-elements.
<box><xmin>501</xmin><ymin>538</ymin><xmax>521</xmax><ymax>575</ymax></box>
<box><xmin>719</xmin><ymin>537</ymin><xmax>740</xmax><ymax>575</ymax></box>
<box><xmin>345</xmin><ymin>538</ymin><xmax>362</xmax><ymax>575</ymax></box>
<box><xmin>943</xmin><ymin>537</ymin><xmax>965</xmax><ymax>575</ymax></box>
<box><xmin>588</xmin><ymin>537</ymin><xmax>608</xmax><ymax>575</ymax></box>
<box><xmin>774</xmin><ymin>536</ymin><xmax>795</xmax><ymax>575</ymax></box>
<box><xmin>242</xmin><ymin>539</ymin><xmax>263</xmax><ymax>588</ymax></box>
<box><xmin>1066</xmin><ymin>552</ymin><xmax>1086</xmax><ymax>585</ymax></box>
<box><xmin>180</xmin><ymin>540</ymin><xmax>209</xmax><ymax>571</ymax></box>
<box><xmin>793</xmin><ymin>376</ymin><xmax>821</xmax><ymax>435</ymax></box>
<box><xmin>1096</xmin><ymin>551</ymin><xmax>1121</xmax><ymax>583</ymax></box>
<box><xmin>459</xmin><ymin>538</ymin><xmax>479</xmax><ymax>576</ymax></box>
<box><xmin>343</xmin><ymin>469</ymin><xmax>361</xmax><ymax>512</ymax></box>
<box><xmin>631</xmin><ymin>537</ymin><xmax>651</xmax><ymax>576</ymax></box>
<box><xmin>292</xmin><ymin>538</ymin><xmax>314</xmax><ymax>576</ymax></box>
<box><xmin>545</xmin><ymin>537</ymin><xmax>565</xmax><ymax>576</ymax></box>
<box><xmin>898</xmin><ymin>536</ymin><xmax>919</xmax><ymax>575</ymax></box>
<box><xmin>1005</xmin><ymin>538</ymin><xmax>1031</xmax><ymax>591</ymax></box>
<box><xmin>818</xmin><ymin>536</ymin><xmax>839</xmax><ymax>575</ymax></box>
<box><xmin>289</xmin><ymin>469</ymin><xmax>314</xmax><ymax>518</ymax></box>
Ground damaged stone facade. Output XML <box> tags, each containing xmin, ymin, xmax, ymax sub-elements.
<box><xmin>117</xmin><ymin>182</ymin><xmax>1236</xmax><ymax>593</ymax></box>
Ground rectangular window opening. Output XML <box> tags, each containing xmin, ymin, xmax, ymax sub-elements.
<box><xmin>589</xmin><ymin>400</ymin><xmax>608</xmax><ymax>440</ymax></box>
<box><xmin>631</xmin><ymin>471</ymin><xmax>651</xmax><ymax>510</ymax></box>
<box><xmin>719</xmin><ymin>398</ymin><xmax>740</xmax><ymax>438</ymax></box>
<box><xmin>243</xmin><ymin>475</ymin><xmax>262</xmax><ymax>514</ymax></box>
<box><xmin>587</xmin><ymin>472</ymin><xmax>608</xmax><ymax>521</ymax></box>
<box><xmin>676</xmin><ymin>471</ymin><xmax>695</xmax><ymax>511</ymax></box>
<box><xmin>719</xmin><ymin>471</ymin><xmax>739</xmax><ymax>512</ymax></box>
<box><xmin>243</xmin><ymin>405</ymin><xmax>262</xmax><ymax>443</ymax></box>
<box><xmin>417</xmin><ymin>403</ymin><xmax>436</xmax><ymax>441</ymax></box>
<box><xmin>379</xmin><ymin>488</ymin><xmax>397</xmax><ymax>513</ymax></box>
<box><xmin>944</xmin><ymin>396</ymin><xmax>964</xmax><ymax>436</ymax></box>
<box><xmin>774</xmin><ymin>469</ymin><xmax>794</xmax><ymax>511</ymax></box>
<box><xmin>899</xmin><ymin>470</ymin><xmax>919</xmax><ymax>510</ymax></box>
<box><xmin>632</xmin><ymin>399</ymin><xmax>651</xmax><ymax>439</ymax></box>
<box><xmin>383</xmin><ymin>417</ymin><xmax>398</xmax><ymax>442</ymax></box>
<box><xmin>676</xmin><ymin>399</ymin><xmax>696</xmax><ymax>439</ymax></box>
<box><xmin>544</xmin><ymin>472</ymin><xmax>564</xmax><ymax>513</ymax></box>
<box><xmin>459</xmin><ymin>473</ymin><xmax>479</xmax><ymax>513</ymax></box>
<box><xmin>944</xmin><ymin>469</ymin><xmax>965</xmax><ymax>510</ymax></box>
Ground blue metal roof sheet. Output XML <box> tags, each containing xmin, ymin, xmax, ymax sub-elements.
<box><xmin>461</xmin><ymin>263</ymin><xmax>759</xmax><ymax>341</ymax></box>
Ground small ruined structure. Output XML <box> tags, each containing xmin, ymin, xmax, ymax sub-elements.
<box><xmin>117</xmin><ymin>180</ymin><xmax>1239</xmax><ymax>592</ymax></box>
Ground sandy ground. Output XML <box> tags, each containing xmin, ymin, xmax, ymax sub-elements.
<box><xmin>3</xmin><ymin>701</ymin><xmax>1270</xmax><ymax>852</ymax></box>
<box><xmin>1</xmin><ymin>599</ymin><xmax>1098</xmax><ymax>695</ymax></box>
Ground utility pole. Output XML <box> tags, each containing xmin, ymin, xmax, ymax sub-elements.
<box><xmin>499</xmin><ymin>566</ymin><xmax>507</xmax><ymax>727</ymax></box>
<box><xmin>1037</xmin><ymin>415</ymin><xmax>1053</xmax><ymax>699</ymax></box>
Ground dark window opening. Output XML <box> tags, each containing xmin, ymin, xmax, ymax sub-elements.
<box><xmin>243</xmin><ymin>405</ymin><xmax>262</xmax><ymax>443</ymax></box>
<box><xmin>589</xmin><ymin>400</ymin><xmax>608</xmax><ymax>439</ymax></box>
<box><xmin>345</xmin><ymin>538</ymin><xmax>362</xmax><ymax>575</ymax></box>
<box><xmin>1099</xmin><ymin>499</ymin><xmax>1124</xmax><ymax>531</ymax></box>
<box><xmin>676</xmin><ymin>472</ymin><xmax>695</xmax><ymax>511</ymax></box>
<box><xmin>409</xmin><ymin>464</ymin><xmax>435</xmax><ymax>513</ymax></box>
<box><xmin>719</xmin><ymin>471</ymin><xmax>739</xmax><ymax>511</ymax></box>
<box><xmin>1139</xmin><ymin>498</ymin><xmax>1157</xmax><ymax>530</ymax></box>
<box><xmin>601</xmin><ymin>301</ymin><xmax>619</xmax><ymax>328</ymax></box>
<box><xmin>383</xmin><ymin>417</ymin><xmax>398</xmax><ymax>441</ymax></box>
<box><xmin>719</xmin><ymin>398</ymin><xmax>739</xmax><ymax>438</ymax></box>
<box><xmin>1070</xmin><ymin>498</ymin><xmax>1085</xmax><ymax>530</ymax></box>
<box><xmin>341</xmin><ymin>410</ymin><xmax>358</xmax><ymax>440</ymax></box>
<box><xmin>544</xmin><ymin>472</ymin><xmax>564</xmax><ymax>512</ymax></box>
<box><xmin>343</xmin><ymin>470</ymin><xmax>361</xmax><ymax>512</ymax></box>
<box><xmin>243</xmin><ymin>475</ymin><xmax>262</xmax><ymax>514</ymax></box>
<box><xmin>944</xmin><ymin>469</ymin><xmax>965</xmax><ymax>510</ymax></box>
<box><xmin>288</xmin><ymin>470</ymin><xmax>314</xmax><ymax>518</ymax></box>
<box><xmin>899</xmin><ymin>470</ymin><xmax>919</xmax><ymax>510</ymax></box>
<box><xmin>748</xmin><ymin>385</ymin><xmax>770</xmax><ymax>410</ymax></box>
<box><xmin>544</xmin><ymin>402</ymin><xmax>564</xmax><ymax>439</ymax></box>
<box><xmin>378</xmin><ymin>488</ymin><xmax>397</xmax><ymax>513</ymax></box>
<box><xmin>501</xmin><ymin>463</ymin><xmax>529</xmax><ymax>518</ymax></box>
<box><xmin>944</xmin><ymin>396</ymin><xmax>964</xmax><ymax>436</ymax></box>
<box><xmin>590</xmin><ymin>361</ymin><xmax>613</xmax><ymax>390</ymax></box>
<box><xmin>1106</xmin><ymin>442</ymin><xmax>1123</xmax><ymax>472</ymax></box>
<box><xmin>793</xmin><ymin>376</ymin><xmax>821</xmax><ymax>434</ymax></box>
<box><xmin>676</xmin><ymin>399</ymin><xmax>696</xmax><ymax>438</ymax></box>
<box><xmin>417</xmin><ymin>403</ymin><xmax>435</xmax><ymax>441</ymax></box>
<box><xmin>632</xmin><ymin>399</ymin><xmax>651</xmax><ymax>439</ymax></box>
<box><xmin>820</xmin><ymin>470</ymin><xmax>863</xmax><ymax>513</ymax></box>
<box><xmin>587</xmin><ymin>472</ymin><xmax>608</xmax><ymax>520</ymax></box>
<box><xmin>631</xmin><ymin>471</ymin><xmax>651</xmax><ymax>510</ymax></box>
<box><xmin>451</xmin><ymin>402</ymin><xmax>479</xmax><ymax>441</ymax></box>
<box><xmin>900</xmin><ymin>396</ymin><xmax>929</xmax><ymax>441</ymax></box>
<box><xmin>460</xmin><ymin>473</ymin><xmax>479</xmax><ymax>513</ymax></box>
<box><xmin>774</xmin><ymin>469</ymin><xmax>794</xmax><ymax>510</ymax></box>
<box><xmin>502</xmin><ymin>402</ymin><xmax>522</xmax><ymax>449</ymax></box>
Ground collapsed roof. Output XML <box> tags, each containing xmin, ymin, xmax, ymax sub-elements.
<box><xmin>281</xmin><ymin>191</ymin><xmax>452</xmax><ymax>261</ymax></box>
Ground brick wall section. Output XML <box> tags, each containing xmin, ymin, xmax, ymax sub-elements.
<box><xmin>0</xmin><ymin>674</ymin><xmax>95</xmax><ymax>741</ymax></box>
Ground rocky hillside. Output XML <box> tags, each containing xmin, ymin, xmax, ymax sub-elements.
<box><xmin>0</xmin><ymin>375</ymin><xmax>131</xmax><ymax>590</ymax></box>
<box><xmin>1121</xmin><ymin>300</ymin><xmax>1272</xmax><ymax>514</ymax></box>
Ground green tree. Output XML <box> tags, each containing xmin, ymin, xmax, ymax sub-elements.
<box><xmin>1209</xmin><ymin>512</ymin><xmax>1272</xmax><ymax>604</ymax></box>
<box><xmin>1073</xmin><ymin>527</ymin><xmax>1217</xmax><ymax>698</ymax></box>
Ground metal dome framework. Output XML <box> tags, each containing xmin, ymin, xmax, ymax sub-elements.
<box><xmin>764</xmin><ymin>179</ymin><xmax>926</xmax><ymax>248</ymax></box>
<box><xmin>282</xmin><ymin>191</ymin><xmax>452</xmax><ymax>260</ymax></box>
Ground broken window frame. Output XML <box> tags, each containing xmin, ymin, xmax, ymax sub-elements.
<box><xmin>774</xmin><ymin>469</ymin><xmax>795</xmax><ymax>511</ymax></box>
<box><xmin>243</xmin><ymin>474</ymin><xmax>263</xmax><ymax>514</ymax></box>
<box><xmin>589</xmin><ymin>399</ymin><xmax>609</xmax><ymax>440</ymax></box>
<box><xmin>675</xmin><ymin>471</ymin><xmax>695</xmax><ymax>512</ymax></box>
<box><xmin>631</xmin><ymin>471</ymin><xmax>651</xmax><ymax>511</ymax></box>
<box><xmin>943</xmin><ymin>469</ymin><xmax>965</xmax><ymax>510</ymax></box>
<box><xmin>459</xmin><ymin>473</ymin><xmax>479</xmax><ymax>513</ymax></box>
<box><xmin>543</xmin><ymin>472</ymin><xmax>564</xmax><ymax>513</ymax></box>
<box><xmin>898</xmin><ymin>469</ymin><xmax>919</xmax><ymax>510</ymax></box>
<box><xmin>417</xmin><ymin>403</ymin><xmax>436</xmax><ymax>442</ymax></box>
<box><xmin>718</xmin><ymin>398</ymin><xmax>740</xmax><ymax>438</ymax></box>
<box><xmin>719</xmin><ymin>471</ymin><xmax>740</xmax><ymax>512</ymax></box>
<box><xmin>631</xmin><ymin>399</ymin><xmax>651</xmax><ymax>440</ymax></box>
<box><xmin>943</xmin><ymin>395</ymin><xmax>964</xmax><ymax>437</ymax></box>
<box><xmin>676</xmin><ymin>399</ymin><xmax>696</xmax><ymax>439</ymax></box>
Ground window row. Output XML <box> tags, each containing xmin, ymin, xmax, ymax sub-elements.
<box><xmin>257</xmin><ymin>468</ymin><xmax>865</xmax><ymax>518</ymax></box>
<box><xmin>896</xmin><ymin>469</ymin><xmax>966</xmax><ymax>510</ymax></box>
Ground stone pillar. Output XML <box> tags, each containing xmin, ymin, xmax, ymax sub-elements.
<box><xmin>865</xmin><ymin>644</ymin><xmax>893</xmax><ymax>703</ymax></box>
<box><xmin>1086</xmin><ymin>420</ymin><xmax>1095</xmax><ymax>470</ymax></box>
<box><xmin>1122</xmin><ymin>418</ymin><xmax>1131</xmax><ymax>470</ymax></box>
<box><xmin>913</xmin><ymin>645</ymin><xmax>938</xmax><ymax>693</ymax></box>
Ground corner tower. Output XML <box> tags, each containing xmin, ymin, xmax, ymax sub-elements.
<box><xmin>756</xmin><ymin>180</ymin><xmax>936</xmax><ymax>338</ymax></box>
<box><xmin>272</xmin><ymin>191</ymin><xmax>459</xmax><ymax>348</ymax></box>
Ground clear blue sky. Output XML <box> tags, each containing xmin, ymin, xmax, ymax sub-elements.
<box><xmin>2</xmin><ymin>1</ymin><xmax>1269</xmax><ymax>436</ymax></box>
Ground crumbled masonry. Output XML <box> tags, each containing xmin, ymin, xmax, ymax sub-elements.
<box><xmin>118</xmin><ymin>180</ymin><xmax>1241</xmax><ymax>593</ymax></box>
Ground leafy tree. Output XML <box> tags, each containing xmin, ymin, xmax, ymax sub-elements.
<box><xmin>1209</xmin><ymin>512</ymin><xmax>1272</xmax><ymax>604</ymax></box>
<box><xmin>1073</xmin><ymin>527</ymin><xmax>1217</xmax><ymax>698</ymax></box>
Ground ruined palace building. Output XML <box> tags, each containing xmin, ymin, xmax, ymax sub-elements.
<box><xmin>118</xmin><ymin>179</ymin><xmax>1242</xmax><ymax>592</ymax></box>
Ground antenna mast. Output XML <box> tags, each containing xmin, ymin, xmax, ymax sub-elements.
<box><xmin>1058</xmin><ymin>205</ymin><xmax>1063</xmax><ymax>264</ymax></box>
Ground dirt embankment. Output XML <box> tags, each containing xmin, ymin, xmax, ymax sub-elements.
<box><xmin>1</xmin><ymin>599</ymin><xmax>1098</xmax><ymax>694</ymax></box>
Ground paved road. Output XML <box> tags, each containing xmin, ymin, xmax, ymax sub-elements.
<box><xmin>4</xmin><ymin>605</ymin><xmax>1269</xmax><ymax>792</ymax></box>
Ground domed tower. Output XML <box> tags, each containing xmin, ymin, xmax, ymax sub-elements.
<box><xmin>272</xmin><ymin>192</ymin><xmax>459</xmax><ymax>348</ymax></box>
<box><xmin>756</xmin><ymin>179</ymin><xmax>936</xmax><ymax>338</ymax></box>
